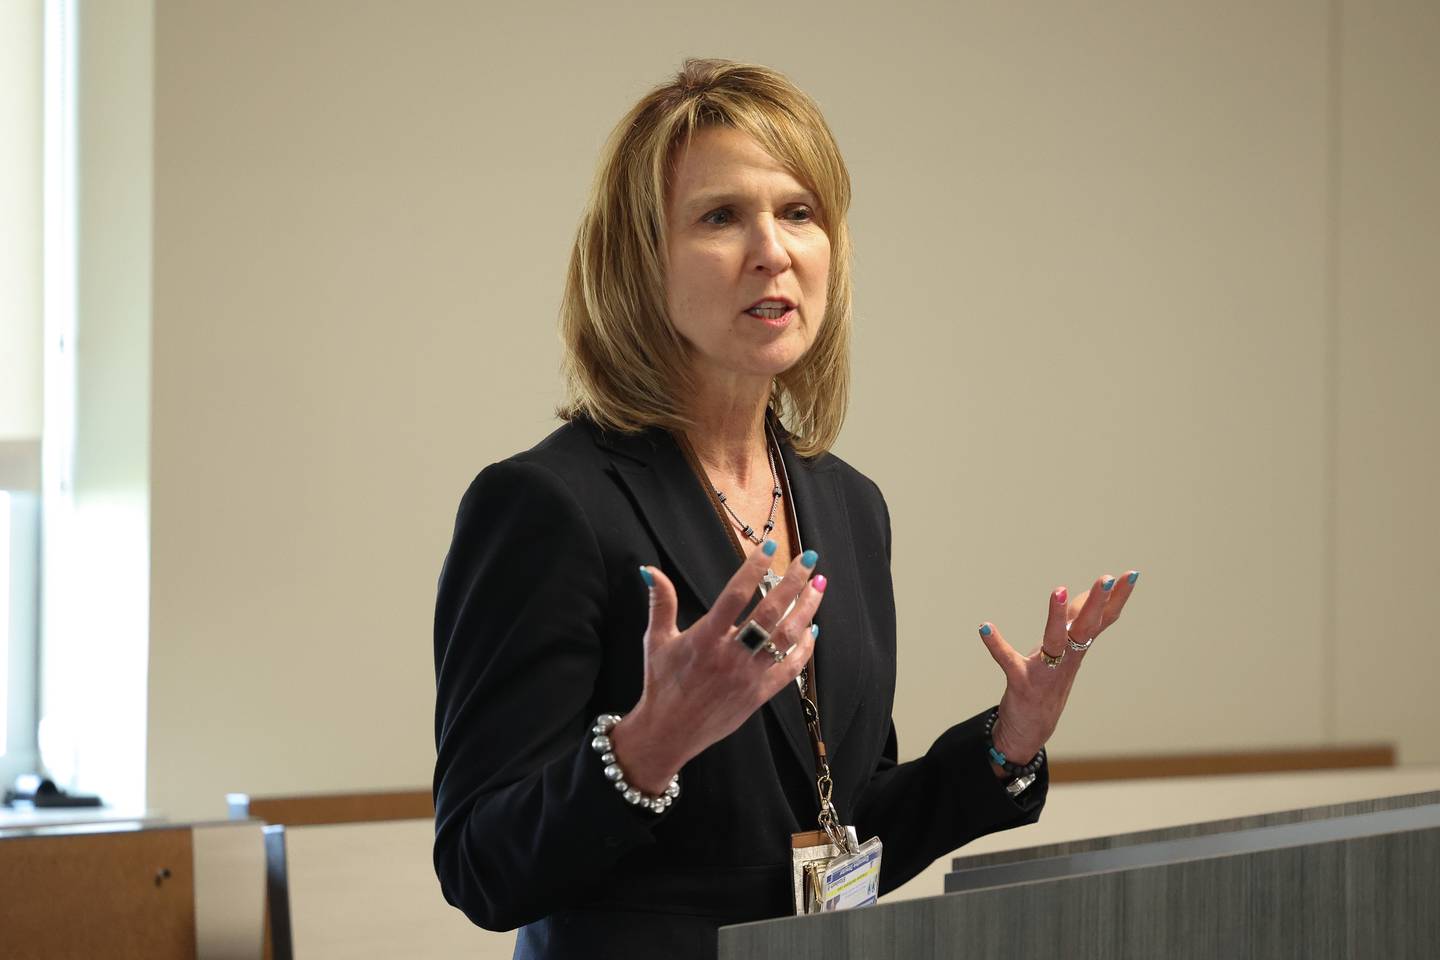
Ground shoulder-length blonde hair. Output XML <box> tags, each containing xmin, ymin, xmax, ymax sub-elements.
<box><xmin>557</xmin><ymin>58</ymin><xmax>852</xmax><ymax>458</ymax></box>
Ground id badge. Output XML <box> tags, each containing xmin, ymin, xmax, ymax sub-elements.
<box><xmin>816</xmin><ymin>836</ymin><xmax>882</xmax><ymax>911</ymax></box>
<box><xmin>790</xmin><ymin>827</ymin><xmax>878</xmax><ymax>915</ymax></box>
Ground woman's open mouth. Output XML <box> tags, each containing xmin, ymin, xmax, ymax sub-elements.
<box><xmin>744</xmin><ymin>302</ymin><xmax>796</xmax><ymax>326</ymax></box>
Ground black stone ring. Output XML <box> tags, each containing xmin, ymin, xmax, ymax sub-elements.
<box><xmin>735</xmin><ymin>619</ymin><xmax>771</xmax><ymax>656</ymax></box>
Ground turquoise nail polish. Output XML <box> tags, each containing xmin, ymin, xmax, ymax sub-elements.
<box><xmin>801</xmin><ymin>549</ymin><xmax>819</xmax><ymax>567</ymax></box>
<box><xmin>1102</xmin><ymin>577</ymin><xmax>1116</xmax><ymax>591</ymax></box>
<box><xmin>810</xmin><ymin>624</ymin><xmax>820</xmax><ymax>639</ymax></box>
<box><xmin>1127</xmin><ymin>571</ymin><xmax>1139</xmax><ymax>585</ymax></box>
<box><xmin>638</xmin><ymin>566</ymin><xmax>655</xmax><ymax>588</ymax></box>
<box><xmin>979</xmin><ymin>624</ymin><xmax>992</xmax><ymax>637</ymax></box>
<box><xmin>762</xmin><ymin>540</ymin><xmax>778</xmax><ymax>557</ymax></box>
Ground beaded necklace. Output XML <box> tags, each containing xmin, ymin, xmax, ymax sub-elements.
<box><xmin>710</xmin><ymin>434</ymin><xmax>783</xmax><ymax>590</ymax></box>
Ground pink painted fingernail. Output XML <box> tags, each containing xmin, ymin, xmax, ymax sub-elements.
<box><xmin>1054</xmin><ymin>587</ymin><xmax>1067</xmax><ymax>605</ymax></box>
<box><xmin>812</xmin><ymin>574</ymin><xmax>827</xmax><ymax>593</ymax></box>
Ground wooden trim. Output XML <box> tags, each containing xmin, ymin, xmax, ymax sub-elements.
<box><xmin>245</xmin><ymin>790</ymin><xmax>434</xmax><ymax>827</ymax></box>
<box><xmin>238</xmin><ymin>745</ymin><xmax>1396</xmax><ymax>827</ymax></box>
<box><xmin>1049</xmin><ymin>745</ymin><xmax>1395</xmax><ymax>783</ymax></box>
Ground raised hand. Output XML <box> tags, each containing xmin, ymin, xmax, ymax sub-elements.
<box><xmin>610</xmin><ymin>540</ymin><xmax>827</xmax><ymax>793</ymax></box>
<box><xmin>978</xmin><ymin>571</ymin><xmax>1140</xmax><ymax>767</ymax></box>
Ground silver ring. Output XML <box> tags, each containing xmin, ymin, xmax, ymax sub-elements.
<box><xmin>1065</xmin><ymin>619</ymin><xmax>1095</xmax><ymax>652</ymax></box>
<box><xmin>761</xmin><ymin>639</ymin><xmax>792</xmax><ymax>664</ymax></box>
<box><xmin>735</xmin><ymin>619</ymin><xmax>771</xmax><ymax>656</ymax></box>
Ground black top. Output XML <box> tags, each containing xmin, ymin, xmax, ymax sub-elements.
<box><xmin>432</xmin><ymin>416</ymin><xmax>1047</xmax><ymax>959</ymax></box>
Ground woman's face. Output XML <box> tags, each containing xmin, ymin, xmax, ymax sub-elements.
<box><xmin>664</xmin><ymin>126</ymin><xmax>831</xmax><ymax>397</ymax></box>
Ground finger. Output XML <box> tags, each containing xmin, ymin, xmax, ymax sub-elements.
<box><xmin>978</xmin><ymin>622</ymin><xmax>1024</xmax><ymax>680</ymax></box>
<box><xmin>769</xmin><ymin>570</ymin><xmax>827</xmax><ymax>649</ymax></box>
<box><xmin>1098</xmin><ymin>569</ymin><xmax>1140</xmax><ymax>632</ymax></box>
<box><xmin>1069</xmin><ymin>575</ymin><xmax>1115</xmax><ymax>642</ymax></box>
<box><xmin>640</xmin><ymin>565</ymin><xmax>679</xmax><ymax>643</ymax></box>
<box><xmin>765</xmin><ymin>621</ymin><xmax>820</xmax><ymax>697</ymax></box>
<box><xmin>741</xmin><ymin>571</ymin><xmax>827</xmax><ymax>674</ymax></box>
<box><xmin>705</xmin><ymin>539</ymin><xmax>781</xmax><ymax>630</ymax></box>
<box><xmin>1041</xmin><ymin>587</ymin><xmax>1068</xmax><ymax>658</ymax></box>
<box><xmin>751</xmin><ymin>549</ymin><xmax>820</xmax><ymax>629</ymax></box>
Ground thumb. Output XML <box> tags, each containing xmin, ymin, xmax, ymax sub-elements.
<box><xmin>639</xmin><ymin>565</ymin><xmax>679</xmax><ymax>642</ymax></box>
<box><xmin>977</xmin><ymin>621</ymin><xmax>1023</xmax><ymax>681</ymax></box>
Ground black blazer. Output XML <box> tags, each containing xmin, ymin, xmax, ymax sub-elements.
<box><xmin>432</xmin><ymin>416</ymin><xmax>1047</xmax><ymax>960</ymax></box>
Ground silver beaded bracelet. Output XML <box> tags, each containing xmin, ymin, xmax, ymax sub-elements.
<box><xmin>590</xmin><ymin>713</ymin><xmax>680</xmax><ymax>814</ymax></box>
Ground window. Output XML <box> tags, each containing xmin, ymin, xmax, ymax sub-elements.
<box><xmin>1</xmin><ymin>490</ymin><xmax>42</xmax><ymax>785</ymax></box>
<box><xmin>1</xmin><ymin>0</ymin><xmax>45</xmax><ymax>788</ymax></box>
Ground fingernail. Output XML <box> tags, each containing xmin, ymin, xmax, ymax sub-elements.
<box><xmin>1127</xmin><ymin>571</ymin><xmax>1140</xmax><ymax>585</ymax></box>
<box><xmin>762</xmin><ymin>540</ymin><xmax>778</xmax><ymax>557</ymax></box>
<box><xmin>1102</xmin><ymin>577</ymin><xmax>1116</xmax><ymax>591</ymax></box>
<box><xmin>638</xmin><ymin>566</ymin><xmax>655</xmax><ymax>589</ymax></box>
<box><xmin>979</xmin><ymin>623</ymin><xmax>992</xmax><ymax>637</ymax></box>
<box><xmin>1054</xmin><ymin>587</ymin><xmax>1068</xmax><ymax>605</ymax></box>
<box><xmin>810</xmin><ymin>624</ymin><xmax>820</xmax><ymax>639</ymax></box>
<box><xmin>812</xmin><ymin>574</ymin><xmax>827</xmax><ymax>593</ymax></box>
<box><xmin>800</xmin><ymin>549</ymin><xmax>819</xmax><ymax>567</ymax></box>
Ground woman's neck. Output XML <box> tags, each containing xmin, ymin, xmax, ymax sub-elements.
<box><xmin>683</xmin><ymin>380</ymin><xmax>771</xmax><ymax>486</ymax></box>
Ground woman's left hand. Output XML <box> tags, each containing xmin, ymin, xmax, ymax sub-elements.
<box><xmin>977</xmin><ymin>571</ymin><xmax>1140</xmax><ymax>769</ymax></box>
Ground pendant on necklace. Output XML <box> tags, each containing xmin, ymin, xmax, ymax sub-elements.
<box><xmin>761</xmin><ymin>569</ymin><xmax>783</xmax><ymax>592</ymax></box>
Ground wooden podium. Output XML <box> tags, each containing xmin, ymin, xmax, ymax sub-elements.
<box><xmin>719</xmin><ymin>790</ymin><xmax>1440</xmax><ymax>959</ymax></box>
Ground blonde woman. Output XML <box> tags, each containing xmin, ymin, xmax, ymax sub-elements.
<box><xmin>432</xmin><ymin>59</ymin><xmax>1138</xmax><ymax>960</ymax></box>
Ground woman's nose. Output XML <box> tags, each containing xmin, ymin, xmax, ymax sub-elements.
<box><xmin>747</xmin><ymin>216</ymin><xmax>792</xmax><ymax>274</ymax></box>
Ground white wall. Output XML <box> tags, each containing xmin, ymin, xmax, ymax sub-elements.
<box><xmin>0</xmin><ymin>0</ymin><xmax>43</xmax><ymax>450</ymax></box>
<box><xmin>138</xmin><ymin>0</ymin><xmax>1440</xmax><ymax>820</ymax></box>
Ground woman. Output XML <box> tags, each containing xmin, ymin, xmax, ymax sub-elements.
<box><xmin>433</xmin><ymin>59</ymin><xmax>1137</xmax><ymax>959</ymax></box>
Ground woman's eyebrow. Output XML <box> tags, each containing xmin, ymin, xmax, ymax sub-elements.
<box><xmin>681</xmin><ymin>189</ymin><xmax>818</xmax><ymax>214</ymax></box>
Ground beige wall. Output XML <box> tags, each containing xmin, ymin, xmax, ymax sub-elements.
<box><xmin>1333</xmin><ymin>2</ymin><xmax>1440</xmax><ymax>770</ymax></box>
<box><xmin>142</xmin><ymin>1</ymin><xmax>1440</xmax><ymax>820</ymax></box>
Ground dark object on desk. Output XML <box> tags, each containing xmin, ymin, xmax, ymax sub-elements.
<box><xmin>3</xmin><ymin>775</ymin><xmax>102</xmax><ymax>808</ymax></box>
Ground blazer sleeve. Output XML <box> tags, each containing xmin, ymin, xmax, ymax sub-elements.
<box><xmin>432</xmin><ymin>458</ymin><xmax>663</xmax><ymax>931</ymax></box>
<box><xmin>850</xmin><ymin>476</ymin><xmax>1048</xmax><ymax>894</ymax></box>
<box><xmin>854</xmin><ymin>712</ymin><xmax>1048</xmax><ymax>894</ymax></box>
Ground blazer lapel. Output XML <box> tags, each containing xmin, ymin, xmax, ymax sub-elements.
<box><xmin>774</xmin><ymin>436</ymin><xmax>865</xmax><ymax>769</ymax></box>
<box><xmin>593</xmin><ymin>425</ymin><xmax>741</xmax><ymax>617</ymax></box>
<box><xmin>591</xmin><ymin>418</ymin><xmax>866</xmax><ymax>792</ymax></box>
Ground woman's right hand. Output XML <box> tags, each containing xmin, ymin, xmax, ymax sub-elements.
<box><xmin>609</xmin><ymin>541</ymin><xmax>826</xmax><ymax>794</ymax></box>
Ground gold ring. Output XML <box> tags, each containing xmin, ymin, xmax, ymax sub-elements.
<box><xmin>1041</xmin><ymin>646</ymin><xmax>1065</xmax><ymax>669</ymax></box>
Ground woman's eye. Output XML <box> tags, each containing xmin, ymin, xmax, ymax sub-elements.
<box><xmin>701</xmin><ymin>205</ymin><xmax>816</xmax><ymax>226</ymax></box>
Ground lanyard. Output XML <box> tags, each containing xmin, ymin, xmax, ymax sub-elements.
<box><xmin>680</xmin><ymin>419</ymin><xmax>853</xmax><ymax>854</ymax></box>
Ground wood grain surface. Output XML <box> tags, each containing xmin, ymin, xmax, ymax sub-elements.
<box><xmin>1049</xmin><ymin>744</ymin><xmax>1393</xmax><ymax>782</ymax></box>
<box><xmin>244</xmin><ymin>789</ymin><xmax>434</xmax><ymax>826</ymax></box>
<box><xmin>234</xmin><ymin>744</ymin><xmax>1395</xmax><ymax>832</ymax></box>
<box><xmin>720</xmin><ymin>799</ymin><xmax>1440</xmax><ymax>959</ymax></box>
<box><xmin>0</xmin><ymin>825</ymin><xmax>198</xmax><ymax>960</ymax></box>
<box><xmin>950</xmin><ymin>787</ymin><xmax>1440</xmax><ymax>870</ymax></box>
